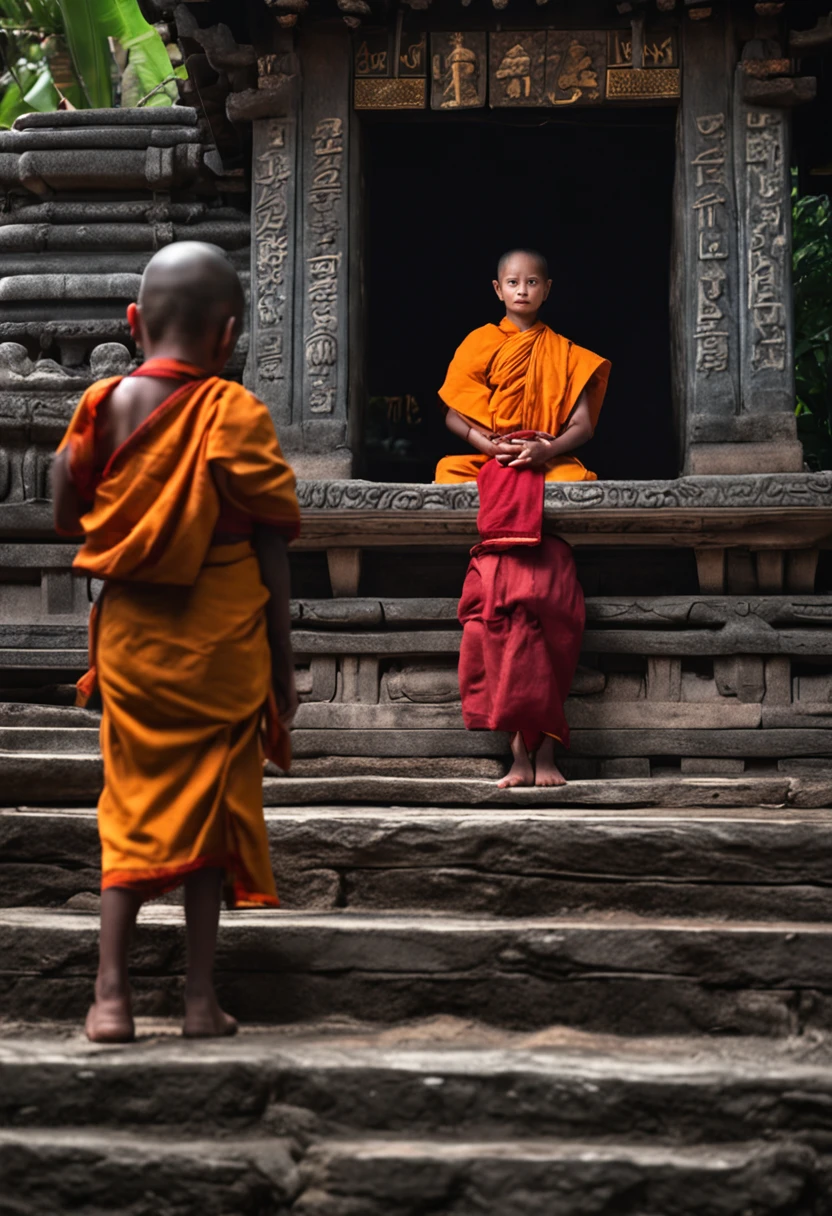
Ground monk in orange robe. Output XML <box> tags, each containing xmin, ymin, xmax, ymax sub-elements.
<box><xmin>52</xmin><ymin>242</ymin><xmax>300</xmax><ymax>1043</ymax></box>
<box><xmin>436</xmin><ymin>249</ymin><xmax>610</xmax><ymax>788</ymax></box>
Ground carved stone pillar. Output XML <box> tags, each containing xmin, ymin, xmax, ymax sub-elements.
<box><xmin>674</xmin><ymin>13</ymin><xmax>801</xmax><ymax>475</ymax></box>
<box><xmin>248</xmin><ymin>110</ymin><xmax>298</xmax><ymax>435</ymax></box>
<box><xmin>245</xmin><ymin>34</ymin><xmax>352</xmax><ymax>478</ymax></box>
<box><xmin>290</xmin><ymin>29</ymin><xmax>353</xmax><ymax>479</ymax></box>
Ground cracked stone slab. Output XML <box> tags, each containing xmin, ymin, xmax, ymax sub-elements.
<box><xmin>2</xmin><ymin>907</ymin><xmax>832</xmax><ymax>1035</ymax></box>
<box><xmin>6</xmin><ymin>806</ymin><xmax>832</xmax><ymax>922</ymax></box>
<box><xmin>0</xmin><ymin>1128</ymin><xmax>300</xmax><ymax>1215</ymax></box>
<box><xmin>295</xmin><ymin>1136</ymin><xmax>818</xmax><ymax>1216</ymax></box>
<box><xmin>3</xmin><ymin>1025</ymin><xmax>832</xmax><ymax>1145</ymax></box>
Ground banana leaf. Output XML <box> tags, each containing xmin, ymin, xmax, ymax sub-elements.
<box><xmin>55</xmin><ymin>0</ymin><xmax>112</xmax><ymax>108</ymax></box>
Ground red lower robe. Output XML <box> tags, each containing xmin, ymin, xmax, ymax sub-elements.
<box><xmin>457</xmin><ymin>455</ymin><xmax>585</xmax><ymax>753</ymax></box>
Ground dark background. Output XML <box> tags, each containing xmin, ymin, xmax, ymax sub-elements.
<box><xmin>363</xmin><ymin>107</ymin><xmax>678</xmax><ymax>482</ymax></box>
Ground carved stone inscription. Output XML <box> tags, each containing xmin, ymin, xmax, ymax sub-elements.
<box><xmin>691</xmin><ymin>113</ymin><xmax>731</xmax><ymax>378</ymax></box>
<box><xmin>490</xmin><ymin>32</ymin><xmax>546</xmax><ymax>107</ymax></box>
<box><xmin>431</xmin><ymin>33</ymin><xmax>487</xmax><ymax>110</ymax></box>
<box><xmin>745</xmin><ymin>111</ymin><xmax>787</xmax><ymax>375</ymax></box>
<box><xmin>251</xmin><ymin>118</ymin><xmax>295</xmax><ymax>423</ymax></box>
<box><xmin>305</xmin><ymin>117</ymin><xmax>344</xmax><ymax>415</ymax></box>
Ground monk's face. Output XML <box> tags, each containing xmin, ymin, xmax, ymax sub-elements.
<box><xmin>493</xmin><ymin>256</ymin><xmax>551</xmax><ymax>321</ymax></box>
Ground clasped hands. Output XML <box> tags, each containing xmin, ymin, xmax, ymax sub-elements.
<box><xmin>491</xmin><ymin>430</ymin><xmax>557</xmax><ymax>470</ymax></box>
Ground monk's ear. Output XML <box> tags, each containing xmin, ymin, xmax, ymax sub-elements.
<box><xmin>217</xmin><ymin>314</ymin><xmax>240</xmax><ymax>364</ymax></box>
<box><xmin>126</xmin><ymin>302</ymin><xmax>140</xmax><ymax>337</ymax></box>
<box><xmin>492</xmin><ymin>279</ymin><xmax>504</xmax><ymax>301</ymax></box>
<box><xmin>543</xmin><ymin>279</ymin><xmax>552</xmax><ymax>300</ymax></box>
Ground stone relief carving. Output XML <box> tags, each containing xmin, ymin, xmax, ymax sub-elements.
<box><xmin>305</xmin><ymin>117</ymin><xmax>344</xmax><ymax>415</ymax></box>
<box><xmin>691</xmin><ymin>113</ymin><xmax>731</xmax><ymax>377</ymax></box>
<box><xmin>253</xmin><ymin>119</ymin><xmax>292</xmax><ymax>384</ymax></box>
<box><xmin>745</xmin><ymin>111</ymin><xmax>787</xmax><ymax>375</ymax></box>
<box><xmin>295</xmin><ymin>475</ymin><xmax>832</xmax><ymax>512</ymax></box>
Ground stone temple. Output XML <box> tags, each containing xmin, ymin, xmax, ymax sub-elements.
<box><xmin>2</xmin><ymin>0</ymin><xmax>832</xmax><ymax>1210</ymax></box>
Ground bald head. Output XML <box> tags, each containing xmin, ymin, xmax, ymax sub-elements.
<box><xmin>138</xmin><ymin>241</ymin><xmax>244</xmax><ymax>344</ymax></box>
<box><xmin>497</xmin><ymin>248</ymin><xmax>549</xmax><ymax>281</ymax></box>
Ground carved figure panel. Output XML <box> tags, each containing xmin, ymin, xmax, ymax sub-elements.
<box><xmin>545</xmin><ymin>31</ymin><xmax>605</xmax><ymax>106</ymax></box>
<box><xmin>431</xmin><ymin>33</ymin><xmax>486</xmax><ymax>110</ymax></box>
<box><xmin>489</xmin><ymin>32</ymin><xmax>546</xmax><ymax>107</ymax></box>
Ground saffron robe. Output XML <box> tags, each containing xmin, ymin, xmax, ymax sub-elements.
<box><xmin>435</xmin><ymin>318</ymin><xmax>610</xmax><ymax>483</ymax></box>
<box><xmin>57</xmin><ymin>363</ymin><xmax>300</xmax><ymax>906</ymax></box>
<box><xmin>457</xmin><ymin>459</ymin><xmax>585</xmax><ymax>753</ymax></box>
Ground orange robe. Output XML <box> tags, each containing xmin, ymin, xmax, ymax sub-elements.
<box><xmin>435</xmin><ymin>318</ymin><xmax>610</xmax><ymax>483</ymax></box>
<box><xmin>57</xmin><ymin>363</ymin><xmax>300</xmax><ymax>907</ymax></box>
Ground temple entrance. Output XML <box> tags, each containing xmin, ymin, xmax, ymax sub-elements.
<box><xmin>362</xmin><ymin>108</ymin><xmax>677</xmax><ymax>483</ymax></box>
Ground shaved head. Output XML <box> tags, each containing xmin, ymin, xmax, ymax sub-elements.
<box><xmin>497</xmin><ymin>248</ymin><xmax>549</xmax><ymax>280</ymax></box>
<box><xmin>138</xmin><ymin>241</ymin><xmax>244</xmax><ymax>343</ymax></box>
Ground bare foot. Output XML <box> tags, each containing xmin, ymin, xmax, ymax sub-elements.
<box><xmin>183</xmin><ymin>994</ymin><xmax>238</xmax><ymax>1039</ymax></box>
<box><xmin>85</xmin><ymin>997</ymin><xmax>135</xmax><ymax>1044</ymax></box>
<box><xmin>534</xmin><ymin>737</ymin><xmax>567</xmax><ymax>787</ymax></box>
<box><xmin>498</xmin><ymin>757</ymin><xmax>535</xmax><ymax>788</ymax></box>
<box><xmin>497</xmin><ymin>732</ymin><xmax>535</xmax><ymax>788</ymax></box>
<box><xmin>534</xmin><ymin>757</ymin><xmax>567</xmax><ymax>787</ymax></box>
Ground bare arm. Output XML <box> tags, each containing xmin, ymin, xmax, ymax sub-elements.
<box><xmin>444</xmin><ymin>407</ymin><xmax>516</xmax><ymax>459</ymax></box>
<box><xmin>498</xmin><ymin>391</ymin><xmax>594</xmax><ymax>469</ymax></box>
<box><xmin>51</xmin><ymin>448</ymin><xmax>88</xmax><ymax>536</ymax></box>
<box><xmin>253</xmin><ymin>525</ymin><xmax>297</xmax><ymax>725</ymax></box>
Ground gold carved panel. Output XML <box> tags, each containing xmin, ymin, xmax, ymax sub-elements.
<box><xmin>489</xmin><ymin>32</ymin><xmax>547</xmax><ymax>107</ymax></box>
<box><xmin>431</xmin><ymin>32</ymin><xmax>487</xmax><ymax>109</ymax></box>
<box><xmin>354</xmin><ymin>32</ymin><xmax>390</xmax><ymax>77</ymax></box>
<box><xmin>545</xmin><ymin>31</ymin><xmax>606</xmax><ymax>106</ymax></box>
<box><xmin>354</xmin><ymin>77</ymin><xmax>427</xmax><ymax>109</ymax></box>
<box><xmin>607</xmin><ymin>30</ymin><xmax>679</xmax><ymax>68</ymax></box>
<box><xmin>606</xmin><ymin>67</ymin><xmax>680</xmax><ymax>99</ymax></box>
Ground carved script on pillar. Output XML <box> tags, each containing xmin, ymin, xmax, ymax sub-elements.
<box><xmin>254</xmin><ymin>121</ymin><xmax>291</xmax><ymax>383</ymax></box>
<box><xmin>306</xmin><ymin>118</ymin><xmax>343</xmax><ymax>414</ymax></box>
<box><xmin>691</xmin><ymin>114</ymin><xmax>731</xmax><ymax>377</ymax></box>
<box><xmin>746</xmin><ymin>112</ymin><xmax>787</xmax><ymax>373</ymax></box>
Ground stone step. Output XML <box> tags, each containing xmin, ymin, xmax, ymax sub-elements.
<box><xmin>0</xmin><ymin>1128</ymin><xmax>300</xmax><ymax>1215</ymax></box>
<box><xmin>0</xmin><ymin>1123</ymin><xmax>820</xmax><ymax>1216</ymax></box>
<box><xmin>296</xmin><ymin>1136</ymin><xmax>821</xmax><ymax>1216</ymax></box>
<box><xmin>5</xmin><ymin>806</ymin><xmax>832</xmax><ymax>921</ymax></box>
<box><xmin>3</xmin><ymin>1025</ymin><xmax>832</xmax><ymax>1146</ymax></box>
<box><xmin>1</xmin><ymin>756</ymin><xmax>826</xmax><ymax>808</ymax></box>
<box><xmin>2</xmin><ymin>906</ymin><xmax>831</xmax><ymax>1035</ymax></box>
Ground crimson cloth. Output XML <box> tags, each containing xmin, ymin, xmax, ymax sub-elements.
<box><xmin>475</xmin><ymin>435</ymin><xmax>544</xmax><ymax>551</ymax></box>
<box><xmin>457</xmin><ymin>460</ymin><xmax>585</xmax><ymax>753</ymax></box>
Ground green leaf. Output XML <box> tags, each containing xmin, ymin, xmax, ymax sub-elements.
<box><xmin>55</xmin><ymin>0</ymin><xmax>112</xmax><ymax>108</ymax></box>
<box><xmin>0</xmin><ymin>79</ymin><xmax>31</xmax><ymax>127</ymax></box>
<box><xmin>22</xmin><ymin>62</ymin><xmax>59</xmax><ymax>109</ymax></box>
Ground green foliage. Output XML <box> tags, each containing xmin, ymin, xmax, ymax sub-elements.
<box><xmin>793</xmin><ymin>184</ymin><xmax>832</xmax><ymax>470</ymax></box>
<box><xmin>0</xmin><ymin>0</ymin><xmax>184</xmax><ymax>125</ymax></box>
<box><xmin>54</xmin><ymin>0</ymin><xmax>111</xmax><ymax>108</ymax></box>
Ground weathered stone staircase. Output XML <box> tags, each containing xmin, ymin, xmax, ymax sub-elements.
<box><xmin>3</xmin><ymin>704</ymin><xmax>832</xmax><ymax>1214</ymax></box>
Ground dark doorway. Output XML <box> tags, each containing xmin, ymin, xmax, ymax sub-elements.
<box><xmin>362</xmin><ymin>108</ymin><xmax>677</xmax><ymax>482</ymax></box>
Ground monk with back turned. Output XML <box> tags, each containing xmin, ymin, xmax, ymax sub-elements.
<box><xmin>436</xmin><ymin>249</ymin><xmax>610</xmax><ymax>788</ymax></box>
<box><xmin>52</xmin><ymin>241</ymin><xmax>300</xmax><ymax>1043</ymax></box>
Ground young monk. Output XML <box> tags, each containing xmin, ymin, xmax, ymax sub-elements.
<box><xmin>436</xmin><ymin>249</ymin><xmax>610</xmax><ymax>788</ymax></box>
<box><xmin>52</xmin><ymin>241</ymin><xmax>300</xmax><ymax>1043</ymax></box>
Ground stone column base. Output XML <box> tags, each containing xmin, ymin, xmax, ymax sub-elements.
<box><xmin>685</xmin><ymin>442</ymin><xmax>805</xmax><ymax>475</ymax></box>
<box><xmin>285</xmin><ymin>450</ymin><xmax>354</xmax><ymax>480</ymax></box>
